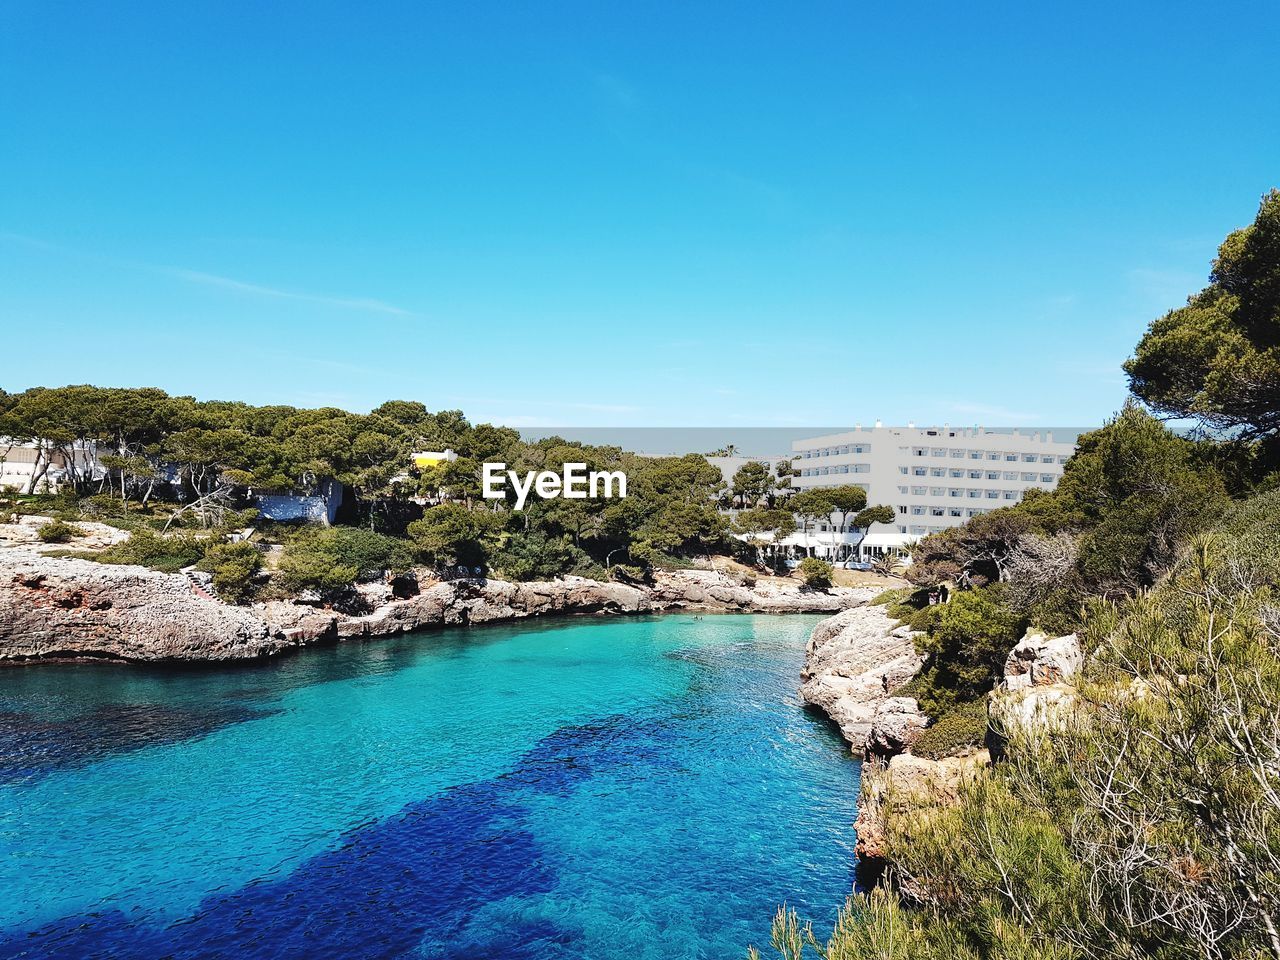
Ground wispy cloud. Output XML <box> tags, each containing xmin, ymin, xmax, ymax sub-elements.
<box><xmin>593</xmin><ymin>73</ymin><xmax>641</xmax><ymax>111</ymax></box>
<box><xmin>168</xmin><ymin>268</ymin><xmax>412</xmax><ymax>316</ymax></box>
<box><xmin>0</xmin><ymin>230</ymin><xmax>413</xmax><ymax>317</ymax></box>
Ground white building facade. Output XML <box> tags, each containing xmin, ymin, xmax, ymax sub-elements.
<box><xmin>789</xmin><ymin>425</ymin><xmax>1078</xmax><ymax>559</ymax></box>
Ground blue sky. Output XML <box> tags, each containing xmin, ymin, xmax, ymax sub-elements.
<box><xmin>1</xmin><ymin>0</ymin><xmax>1276</xmax><ymax>428</ymax></box>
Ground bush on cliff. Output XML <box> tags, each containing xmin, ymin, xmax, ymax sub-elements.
<box><xmin>88</xmin><ymin>529</ymin><xmax>207</xmax><ymax>572</ymax></box>
<box><xmin>277</xmin><ymin>526</ymin><xmax>411</xmax><ymax>594</ymax></box>
<box><xmin>797</xmin><ymin>557</ymin><xmax>833</xmax><ymax>590</ymax></box>
<box><xmin>197</xmin><ymin>542</ymin><xmax>263</xmax><ymax>603</ymax></box>
<box><xmin>910</xmin><ymin>698</ymin><xmax>989</xmax><ymax>761</ymax></box>
<box><xmin>901</xmin><ymin>585</ymin><xmax>1027</xmax><ymax>719</ymax></box>
<box><xmin>490</xmin><ymin>530</ymin><xmax>574</xmax><ymax>581</ymax></box>
<box><xmin>37</xmin><ymin>519</ymin><xmax>84</xmax><ymax>543</ymax></box>
<box><xmin>761</xmin><ymin>493</ymin><xmax>1280</xmax><ymax>960</ymax></box>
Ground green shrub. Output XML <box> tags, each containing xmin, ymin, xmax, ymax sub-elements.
<box><xmin>279</xmin><ymin>525</ymin><xmax>411</xmax><ymax>593</ymax></box>
<box><xmin>90</xmin><ymin>529</ymin><xmax>206</xmax><ymax>571</ymax></box>
<box><xmin>797</xmin><ymin>557</ymin><xmax>833</xmax><ymax>589</ymax></box>
<box><xmin>492</xmin><ymin>530</ymin><xmax>574</xmax><ymax>581</ymax></box>
<box><xmin>908</xmin><ymin>585</ymin><xmax>1027</xmax><ymax>717</ymax></box>
<box><xmin>912</xmin><ymin>698</ymin><xmax>990</xmax><ymax>760</ymax></box>
<box><xmin>870</xmin><ymin>588</ymin><xmax>907</xmax><ymax>606</ymax></box>
<box><xmin>38</xmin><ymin>519</ymin><xmax>84</xmax><ymax>543</ymax></box>
<box><xmin>406</xmin><ymin>504</ymin><xmax>497</xmax><ymax>568</ymax></box>
<box><xmin>197</xmin><ymin>542</ymin><xmax>263</xmax><ymax>604</ymax></box>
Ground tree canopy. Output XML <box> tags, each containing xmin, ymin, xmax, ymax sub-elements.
<box><xmin>1126</xmin><ymin>188</ymin><xmax>1280</xmax><ymax>456</ymax></box>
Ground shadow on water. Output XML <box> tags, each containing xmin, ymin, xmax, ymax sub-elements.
<box><xmin>0</xmin><ymin>715</ymin><xmax>674</xmax><ymax>960</ymax></box>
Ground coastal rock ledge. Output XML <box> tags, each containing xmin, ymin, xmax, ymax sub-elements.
<box><xmin>0</xmin><ymin>550</ymin><xmax>872</xmax><ymax>664</ymax></box>
<box><xmin>799</xmin><ymin>605</ymin><xmax>925</xmax><ymax>754</ymax></box>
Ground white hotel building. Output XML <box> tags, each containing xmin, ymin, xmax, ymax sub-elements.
<box><xmin>787</xmin><ymin>424</ymin><xmax>1078</xmax><ymax>560</ymax></box>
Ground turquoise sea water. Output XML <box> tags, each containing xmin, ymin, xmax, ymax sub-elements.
<box><xmin>0</xmin><ymin>614</ymin><xmax>859</xmax><ymax>959</ymax></box>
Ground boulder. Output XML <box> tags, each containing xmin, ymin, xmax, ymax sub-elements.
<box><xmin>1003</xmin><ymin>630</ymin><xmax>1082</xmax><ymax>690</ymax></box>
<box><xmin>0</xmin><ymin>552</ymin><xmax>288</xmax><ymax>662</ymax></box>
<box><xmin>867</xmin><ymin>696</ymin><xmax>928</xmax><ymax>756</ymax></box>
<box><xmin>854</xmin><ymin>749</ymin><xmax>989</xmax><ymax>889</ymax></box>
<box><xmin>800</xmin><ymin>605</ymin><xmax>926</xmax><ymax>753</ymax></box>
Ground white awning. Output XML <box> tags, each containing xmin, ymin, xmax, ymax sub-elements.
<box><xmin>859</xmin><ymin>532</ymin><xmax>920</xmax><ymax>549</ymax></box>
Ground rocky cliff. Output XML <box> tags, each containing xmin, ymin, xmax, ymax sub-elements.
<box><xmin>848</xmin><ymin>625</ymin><xmax>1085</xmax><ymax>887</ymax></box>
<box><xmin>0</xmin><ymin>549</ymin><xmax>870</xmax><ymax>664</ymax></box>
<box><xmin>799</xmin><ymin>605</ymin><xmax>926</xmax><ymax>754</ymax></box>
<box><xmin>0</xmin><ymin>552</ymin><xmax>288</xmax><ymax>661</ymax></box>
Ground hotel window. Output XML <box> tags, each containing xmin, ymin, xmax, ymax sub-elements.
<box><xmin>931</xmin><ymin>447</ymin><xmax>946</xmax><ymax>457</ymax></box>
<box><xmin>970</xmin><ymin>451</ymin><xmax>982</xmax><ymax>459</ymax></box>
<box><xmin>1040</xmin><ymin>473</ymin><xmax>1054</xmax><ymax>483</ymax></box>
<box><xmin>913</xmin><ymin>447</ymin><xmax>927</xmax><ymax>457</ymax></box>
<box><xmin>967</xmin><ymin>509</ymin><xmax>983</xmax><ymax>517</ymax></box>
<box><xmin>1005</xmin><ymin>471</ymin><xmax>1019</xmax><ymax>480</ymax></box>
<box><xmin>898</xmin><ymin>466</ymin><xmax>908</xmax><ymax>475</ymax></box>
<box><xmin>986</xmin><ymin>490</ymin><xmax>1000</xmax><ymax>498</ymax></box>
<box><xmin>911</xmin><ymin>486</ymin><xmax>927</xmax><ymax>495</ymax></box>
<box><xmin>1023</xmin><ymin>454</ymin><xmax>1037</xmax><ymax>463</ymax></box>
<box><xmin>968</xmin><ymin>489</ymin><xmax>981</xmax><ymax>498</ymax></box>
<box><xmin>968</xmin><ymin>470</ymin><xmax>982</xmax><ymax>479</ymax></box>
<box><xmin>898</xmin><ymin>525</ymin><xmax>907</xmax><ymax>533</ymax></box>
<box><xmin>853</xmin><ymin>464</ymin><xmax>870</xmax><ymax>473</ymax></box>
<box><xmin>1021</xmin><ymin>472</ymin><xmax>1036</xmax><ymax>481</ymax></box>
<box><xmin>1041</xmin><ymin>455</ymin><xmax>1054</xmax><ymax>463</ymax></box>
<box><xmin>1004</xmin><ymin>454</ymin><xmax>1018</xmax><ymax>462</ymax></box>
<box><xmin>950</xmin><ymin>449</ymin><xmax>965</xmax><ymax>458</ymax></box>
<box><xmin>988</xmin><ymin>453</ymin><xmax>1002</xmax><ymax>461</ymax></box>
<box><xmin>930</xmin><ymin>506</ymin><xmax>945</xmax><ymax>516</ymax></box>
<box><xmin>930</xmin><ymin>467</ymin><xmax>944</xmax><ymax>477</ymax></box>
<box><xmin>950</xmin><ymin>468</ymin><xmax>963</xmax><ymax>477</ymax></box>
<box><xmin>949</xmin><ymin>507</ymin><xmax>963</xmax><ymax>517</ymax></box>
<box><xmin>1058</xmin><ymin>456</ymin><xmax>1069</xmax><ymax>464</ymax></box>
<box><xmin>986</xmin><ymin>470</ymin><xmax>1000</xmax><ymax>480</ymax></box>
<box><xmin>949</xmin><ymin>488</ymin><xmax>962</xmax><ymax>497</ymax></box>
<box><xmin>930</xmin><ymin>487</ymin><xmax>945</xmax><ymax>496</ymax></box>
<box><xmin>897</xmin><ymin>485</ymin><xmax>908</xmax><ymax>494</ymax></box>
<box><xmin>910</xmin><ymin>525</ymin><xmax>926</xmax><ymax>535</ymax></box>
<box><xmin>913</xmin><ymin>467</ymin><xmax>927</xmax><ymax>476</ymax></box>
<box><xmin>911</xmin><ymin>506</ymin><xmax>925</xmax><ymax>515</ymax></box>
<box><xmin>1004</xmin><ymin>491</ymin><xmax>1019</xmax><ymax>500</ymax></box>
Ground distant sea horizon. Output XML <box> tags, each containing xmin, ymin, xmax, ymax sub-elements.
<box><xmin>519</xmin><ymin>426</ymin><xmax>1096</xmax><ymax>459</ymax></box>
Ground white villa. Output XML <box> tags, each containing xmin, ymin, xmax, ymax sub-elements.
<box><xmin>783</xmin><ymin>424</ymin><xmax>1079</xmax><ymax>562</ymax></box>
<box><xmin>0</xmin><ymin>439</ymin><xmax>103</xmax><ymax>494</ymax></box>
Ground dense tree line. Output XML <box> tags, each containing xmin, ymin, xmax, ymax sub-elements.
<box><xmin>0</xmin><ymin>387</ymin><xmax>739</xmax><ymax>586</ymax></box>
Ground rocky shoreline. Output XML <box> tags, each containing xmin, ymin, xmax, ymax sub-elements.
<box><xmin>798</xmin><ymin>604</ymin><xmax>1085</xmax><ymax>887</ymax></box>
<box><xmin>0</xmin><ymin>548</ymin><xmax>874</xmax><ymax>664</ymax></box>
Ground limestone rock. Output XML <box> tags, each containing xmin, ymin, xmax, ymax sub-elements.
<box><xmin>799</xmin><ymin>605</ymin><xmax>925</xmax><ymax>753</ymax></box>
<box><xmin>649</xmin><ymin>569</ymin><xmax>870</xmax><ymax>613</ymax></box>
<box><xmin>867</xmin><ymin>696</ymin><xmax>928</xmax><ymax>756</ymax></box>
<box><xmin>989</xmin><ymin>682</ymin><xmax>1078</xmax><ymax>739</ymax></box>
<box><xmin>2</xmin><ymin>546</ymin><xmax>864</xmax><ymax>663</ymax></box>
<box><xmin>0</xmin><ymin>551</ymin><xmax>287</xmax><ymax>662</ymax></box>
<box><xmin>1003</xmin><ymin>630</ymin><xmax>1082</xmax><ymax>690</ymax></box>
<box><xmin>854</xmin><ymin>750</ymin><xmax>989</xmax><ymax>886</ymax></box>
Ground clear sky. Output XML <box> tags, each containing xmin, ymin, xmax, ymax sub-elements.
<box><xmin>1</xmin><ymin>1</ymin><xmax>1276</xmax><ymax>429</ymax></box>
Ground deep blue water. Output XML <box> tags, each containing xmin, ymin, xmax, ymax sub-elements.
<box><xmin>0</xmin><ymin>614</ymin><xmax>859</xmax><ymax>959</ymax></box>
